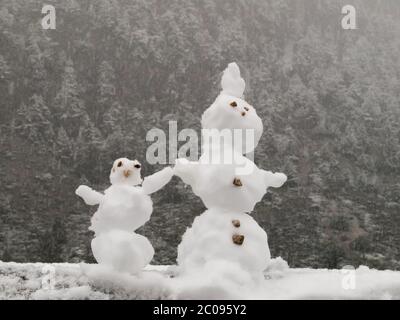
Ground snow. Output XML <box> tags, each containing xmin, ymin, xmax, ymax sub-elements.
<box><xmin>2</xmin><ymin>261</ymin><xmax>400</xmax><ymax>300</ymax></box>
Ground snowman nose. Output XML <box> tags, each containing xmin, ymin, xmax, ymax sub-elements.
<box><xmin>123</xmin><ymin>170</ymin><xmax>131</xmax><ymax>178</ymax></box>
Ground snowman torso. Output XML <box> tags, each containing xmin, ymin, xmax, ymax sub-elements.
<box><xmin>90</xmin><ymin>184</ymin><xmax>153</xmax><ymax>235</ymax></box>
<box><xmin>175</xmin><ymin>148</ymin><xmax>268</xmax><ymax>213</ymax></box>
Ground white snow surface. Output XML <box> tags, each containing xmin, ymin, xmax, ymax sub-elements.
<box><xmin>2</xmin><ymin>261</ymin><xmax>400</xmax><ymax>300</ymax></box>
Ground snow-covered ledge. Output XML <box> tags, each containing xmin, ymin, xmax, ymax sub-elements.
<box><xmin>1</xmin><ymin>260</ymin><xmax>400</xmax><ymax>300</ymax></box>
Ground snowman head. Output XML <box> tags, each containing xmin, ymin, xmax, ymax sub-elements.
<box><xmin>109</xmin><ymin>158</ymin><xmax>143</xmax><ymax>186</ymax></box>
<box><xmin>201</xmin><ymin>63</ymin><xmax>263</xmax><ymax>154</ymax></box>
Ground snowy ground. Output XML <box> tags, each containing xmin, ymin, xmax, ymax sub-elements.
<box><xmin>1</xmin><ymin>260</ymin><xmax>400</xmax><ymax>300</ymax></box>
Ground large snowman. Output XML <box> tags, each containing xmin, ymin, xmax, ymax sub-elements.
<box><xmin>76</xmin><ymin>158</ymin><xmax>173</xmax><ymax>275</ymax></box>
<box><xmin>174</xmin><ymin>63</ymin><xmax>287</xmax><ymax>283</ymax></box>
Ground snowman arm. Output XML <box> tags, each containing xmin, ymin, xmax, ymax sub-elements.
<box><xmin>262</xmin><ymin>170</ymin><xmax>287</xmax><ymax>189</ymax></box>
<box><xmin>75</xmin><ymin>185</ymin><xmax>104</xmax><ymax>205</ymax></box>
<box><xmin>173</xmin><ymin>158</ymin><xmax>199</xmax><ymax>186</ymax></box>
<box><xmin>142</xmin><ymin>167</ymin><xmax>174</xmax><ymax>195</ymax></box>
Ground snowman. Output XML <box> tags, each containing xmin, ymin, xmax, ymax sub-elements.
<box><xmin>174</xmin><ymin>63</ymin><xmax>287</xmax><ymax>284</ymax></box>
<box><xmin>76</xmin><ymin>157</ymin><xmax>173</xmax><ymax>275</ymax></box>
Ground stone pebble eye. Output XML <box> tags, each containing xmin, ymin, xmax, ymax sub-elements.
<box><xmin>230</xmin><ymin>101</ymin><xmax>237</xmax><ymax>107</ymax></box>
<box><xmin>117</xmin><ymin>161</ymin><xmax>123</xmax><ymax>167</ymax></box>
<box><xmin>134</xmin><ymin>164</ymin><xmax>141</xmax><ymax>169</ymax></box>
<box><xmin>233</xmin><ymin>178</ymin><xmax>243</xmax><ymax>187</ymax></box>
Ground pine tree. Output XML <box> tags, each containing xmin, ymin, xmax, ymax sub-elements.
<box><xmin>14</xmin><ymin>94</ymin><xmax>54</xmax><ymax>147</ymax></box>
<box><xmin>37</xmin><ymin>218</ymin><xmax>67</xmax><ymax>262</ymax></box>
<box><xmin>0</xmin><ymin>55</ymin><xmax>10</xmax><ymax>82</ymax></box>
<box><xmin>55</xmin><ymin>127</ymin><xmax>73</xmax><ymax>167</ymax></box>
<box><xmin>97</xmin><ymin>60</ymin><xmax>117</xmax><ymax>127</ymax></box>
<box><xmin>54</xmin><ymin>59</ymin><xmax>89</xmax><ymax>138</ymax></box>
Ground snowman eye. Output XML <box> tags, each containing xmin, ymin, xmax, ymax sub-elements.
<box><xmin>134</xmin><ymin>164</ymin><xmax>141</xmax><ymax>169</ymax></box>
<box><xmin>117</xmin><ymin>161</ymin><xmax>123</xmax><ymax>167</ymax></box>
<box><xmin>230</xmin><ymin>101</ymin><xmax>237</xmax><ymax>107</ymax></box>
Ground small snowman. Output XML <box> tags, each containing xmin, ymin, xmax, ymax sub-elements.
<box><xmin>76</xmin><ymin>157</ymin><xmax>173</xmax><ymax>275</ymax></box>
<box><xmin>174</xmin><ymin>63</ymin><xmax>287</xmax><ymax>284</ymax></box>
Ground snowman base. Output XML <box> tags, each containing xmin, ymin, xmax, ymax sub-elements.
<box><xmin>91</xmin><ymin>230</ymin><xmax>154</xmax><ymax>275</ymax></box>
<box><xmin>177</xmin><ymin>208</ymin><xmax>270</xmax><ymax>282</ymax></box>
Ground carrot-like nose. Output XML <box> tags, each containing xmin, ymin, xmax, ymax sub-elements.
<box><xmin>123</xmin><ymin>170</ymin><xmax>131</xmax><ymax>178</ymax></box>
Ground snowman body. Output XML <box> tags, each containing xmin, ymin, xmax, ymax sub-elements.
<box><xmin>175</xmin><ymin>147</ymin><xmax>286</xmax><ymax>214</ymax></box>
<box><xmin>175</xmin><ymin>63</ymin><xmax>286</xmax><ymax>280</ymax></box>
<box><xmin>175</xmin><ymin>149</ymin><xmax>281</xmax><ymax>277</ymax></box>
<box><xmin>90</xmin><ymin>184</ymin><xmax>152</xmax><ymax>235</ymax></box>
<box><xmin>89</xmin><ymin>184</ymin><xmax>154</xmax><ymax>275</ymax></box>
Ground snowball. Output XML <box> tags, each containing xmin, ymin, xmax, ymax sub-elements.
<box><xmin>142</xmin><ymin>167</ymin><xmax>174</xmax><ymax>195</ymax></box>
<box><xmin>91</xmin><ymin>230</ymin><xmax>154</xmax><ymax>275</ymax></box>
<box><xmin>89</xmin><ymin>185</ymin><xmax>152</xmax><ymax>235</ymax></box>
<box><xmin>174</xmin><ymin>147</ymin><xmax>287</xmax><ymax>213</ymax></box>
<box><xmin>221</xmin><ymin>62</ymin><xmax>245</xmax><ymax>98</ymax></box>
<box><xmin>201</xmin><ymin>63</ymin><xmax>263</xmax><ymax>154</ymax></box>
<box><xmin>201</xmin><ymin>63</ymin><xmax>262</xmax><ymax>154</ymax></box>
<box><xmin>177</xmin><ymin>208</ymin><xmax>271</xmax><ymax>279</ymax></box>
<box><xmin>201</xmin><ymin>94</ymin><xmax>263</xmax><ymax>154</ymax></box>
